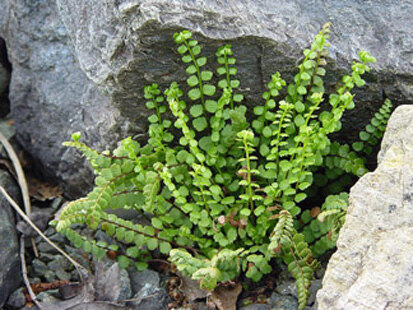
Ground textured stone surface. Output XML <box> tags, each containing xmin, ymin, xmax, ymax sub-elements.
<box><xmin>0</xmin><ymin>0</ymin><xmax>135</xmax><ymax>197</ymax></box>
<box><xmin>269</xmin><ymin>293</ymin><xmax>298</xmax><ymax>310</ymax></box>
<box><xmin>240</xmin><ymin>304</ymin><xmax>270</xmax><ymax>310</ymax></box>
<box><xmin>6</xmin><ymin>287</ymin><xmax>26</xmax><ymax>309</ymax></box>
<box><xmin>128</xmin><ymin>268</ymin><xmax>160</xmax><ymax>295</ymax></box>
<box><xmin>316</xmin><ymin>105</ymin><xmax>413</xmax><ymax>310</ymax></box>
<box><xmin>0</xmin><ymin>170</ymin><xmax>21</xmax><ymax>307</ymax></box>
<box><xmin>128</xmin><ymin>283</ymin><xmax>170</xmax><ymax>310</ymax></box>
<box><xmin>1</xmin><ymin>0</ymin><xmax>412</xmax><ymax>196</ymax></box>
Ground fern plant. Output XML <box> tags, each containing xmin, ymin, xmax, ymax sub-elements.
<box><xmin>52</xmin><ymin>23</ymin><xmax>393</xmax><ymax>309</ymax></box>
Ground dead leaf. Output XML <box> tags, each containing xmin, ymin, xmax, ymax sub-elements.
<box><xmin>271</xmin><ymin>244</ymin><xmax>282</xmax><ymax>254</ymax></box>
<box><xmin>35</xmin><ymin>263</ymin><xmax>128</xmax><ymax>310</ymax></box>
<box><xmin>327</xmin><ymin>231</ymin><xmax>333</xmax><ymax>240</ymax></box>
<box><xmin>310</xmin><ymin>207</ymin><xmax>321</xmax><ymax>218</ymax></box>
<box><xmin>24</xmin><ymin>280</ymin><xmax>70</xmax><ymax>302</ymax></box>
<box><xmin>27</xmin><ymin>176</ymin><xmax>63</xmax><ymax>201</ymax></box>
<box><xmin>35</xmin><ymin>268</ymin><xmax>95</xmax><ymax>310</ymax></box>
<box><xmin>210</xmin><ymin>282</ymin><xmax>242</xmax><ymax>310</ymax></box>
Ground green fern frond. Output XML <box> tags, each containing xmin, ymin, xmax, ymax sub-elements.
<box><xmin>170</xmin><ymin>248</ymin><xmax>244</xmax><ymax>290</ymax></box>
<box><xmin>143</xmin><ymin>171</ymin><xmax>161</xmax><ymax>213</ymax></box>
<box><xmin>55</xmin><ymin>198</ymin><xmax>91</xmax><ymax>231</ymax></box>
<box><xmin>268</xmin><ymin>210</ymin><xmax>294</xmax><ymax>254</ymax></box>
<box><xmin>169</xmin><ymin>249</ymin><xmax>208</xmax><ymax>276</ymax></box>
<box><xmin>54</xmin><ymin>25</ymin><xmax>392</xmax><ymax>305</ymax></box>
<box><xmin>192</xmin><ymin>267</ymin><xmax>222</xmax><ymax>290</ymax></box>
<box><xmin>353</xmin><ymin>98</ymin><xmax>393</xmax><ymax>154</ymax></box>
<box><xmin>63</xmin><ymin>133</ymin><xmax>112</xmax><ymax>171</ymax></box>
<box><xmin>268</xmin><ymin>211</ymin><xmax>320</xmax><ymax>309</ymax></box>
<box><xmin>324</xmin><ymin>142</ymin><xmax>368</xmax><ymax>177</ymax></box>
<box><xmin>301</xmin><ymin>193</ymin><xmax>349</xmax><ymax>257</ymax></box>
<box><xmin>284</xmin><ymin>233</ymin><xmax>320</xmax><ymax>310</ymax></box>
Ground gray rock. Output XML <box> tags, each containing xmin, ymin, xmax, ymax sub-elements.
<box><xmin>64</xmin><ymin>245</ymin><xmax>91</xmax><ymax>269</ymax></box>
<box><xmin>94</xmin><ymin>229</ymin><xmax>116</xmax><ymax>244</ymax></box>
<box><xmin>0</xmin><ymin>0</ymin><xmax>135</xmax><ymax>197</ymax></box>
<box><xmin>39</xmin><ymin>252</ymin><xmax>56</xmax><ymax>263</ymax></box>
<box><xmin>6</xmin><ymin>287</ymin><xmax>26</xmax><ymax>309</ymax></box>
<box><xmin>36</xmin><ymin>290</ymin><xmax>60</xmax><ymax>303</ymax></box>
<box><xmin>56</xmin><ymin>0</ymin><xmax>413</xmax><ymax>103</ymax></box>
<box><xmin>175</xmin><ymin>302</ymin><xmax>209</xmax><ymax>310</ymax></box>
<box><xmin>275</xmin><ymin>268</ymin><xmax>297</xmax><ymax>298</ymax></box>
<box><xmin>307</xmin><ymin>279</ymin><xmax>322</xmax><ymax>306</ymax></box>
<box><xmin>48</xmin><ymin>232</ymin><xmax>67</xmax><ymax>243</ymax></box>
<box><xmin>93</xmin><ymin>259</ymin><xmax>133</xmax><ymax>302</ymax></box>
<box><xmin>44</xmin><ymin>270</ymin><xmax>57</xmax><ymax>283</ymax></box>
<box><xmin>316</xmin><ymin>105</ymin><xmax>413</xmax><ymax>309</ymax></box>
<box><xmin>51</xmin><ymin>196</ymin><xmax>64</xmax><ymax>210</ymax></box>
<box><xmin>37</xmin><ymin>241</ymin><xmax>59</xmax><ymax>254</ymax></box>
<box><xmin>275</xmin><ymin>280</ymin><xmax>297</xmax><ymax>299</ymax></box>
<box><xmin>128</xmin><ymin>268</ymin><xmax>160</xmax><ymax>295</ymax></box>
<box><xmin>314</xmin><ymin>267</ymin><xmax>325</xmax><ymax>280</ymax></box>
<box><xmin>17</xmin><ymin>210</ymin><xmax>53</xmax><ymax>237</ymax></box>
<box><xmin>47</xmin><ymin>254</ymin><xmax>73</xmax><ymax>271</ymax></box>
<box><xmin>55</xmin><ymin>269</ymin><xmax>72</xmax><ymax>281</ymax></box>
<box><xmin>118</xmin><ymin>268</ymin><xmax>133</xmax><ymax>301</ymax></box>
<box><xmin>0</xmin><ymin>1</ymin><xmax>412</xmax><ymax>196</ymax></box>
<box><xmin>32</xmin><ymin>258</ymin><xmax>48</xmax><ymax>276</ymax></box>
<box><xmin>0</xmin><ymin>170</ymin><xmax>21</xmax><ymax>307</ymax></box>
<box><xmin>128</xmin><ymin>283</ymin><xmax>170</xmax><ymax>310</ymax></box>
<box><xmin>0</xmin><ymin>119</ymin><xmax>14</xmax><ymax>143</ymax></box>
<box><xmin>66</xmin><ymin>303</ymin><xmax>125</xmax><ymax>310</ymax></box>
<box><xmin>269</xmin><ymin>293</ymin><xmax>298</xmax><ymax>310</ymax></box>
<box><xmin>43</xmin><ymin>226</ymin><xmax>57</xmax><ymax>237</ymax></box>
<box><xmin>240</xmin><ymin>304</ymin><xmax>271</xmax><ymax>310</ymax></box>
<box><xmin>29</xmin><ymin>277</ymin><xmax>41</xmax><ymax>284</ymax></box>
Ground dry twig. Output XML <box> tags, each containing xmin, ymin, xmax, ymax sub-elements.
<box><xmin>0</xmin><ymin>132</ymin><xmax>39</xmax><ymax>256</ymax></box>
<box><xmin>0</xmin><ymin>186</ymin><xmax>85</xmax><ymax>272</ymax></box>
<box><xmin>0</xmin><ymin>131</ymin><xmax>86</xmax><ymax>308</ymax></box>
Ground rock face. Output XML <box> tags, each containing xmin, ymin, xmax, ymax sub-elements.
<box><xmin>0</xmin><ymin>0</ymin><xmax>135</xmax><ymax>197</ymax></box>
<box><xmin>316</xmin><ymin>105</ymin><xmax>413</xmax><ymax>309</ymax></box>
<box><xmin>0</xmin><ymin>170</ymin><xmax>21</xmax><ymax>307</ymax></box>
<box><xmin>1</xmin><ymin>0</ymin><xmax>412</xmax><ymax>196</ymax></box>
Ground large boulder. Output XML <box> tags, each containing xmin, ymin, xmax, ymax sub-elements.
<box><xmin>0</xmin><ymin>0</ymin><xmax>412</xmax><ymax>196</ymax></box>
<box><xmin>0</xmin><ymin>170</ymin><xmax>21</xmax><ymax>307</ymax></box>
<box><xmin>0</xmin><ymin>0</ymin><xmax>135</xmax><ymax>197</ymax></box>
<box><xmin>316</xmin><ymin>105</ymin><xmax>413</xmax><ymax>309</ymax></box>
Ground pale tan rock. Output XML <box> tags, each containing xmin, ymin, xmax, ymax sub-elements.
<box><xmin>316</xmin><ymin>105</ymin><xmax>413</xmax><ymax>310</ymax></box>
